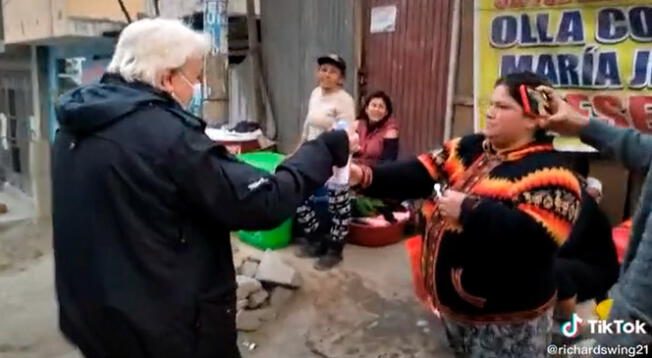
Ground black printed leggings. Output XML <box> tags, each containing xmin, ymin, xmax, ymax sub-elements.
<box><xmin>296</xmin><ymin>185</ymin><xmax>351</xmax><ymax>246</ymax></box>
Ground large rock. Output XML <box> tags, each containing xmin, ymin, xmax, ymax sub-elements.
<box><xmin>254</xmin><ymin>251</ymin><xmax>302</xmax><ymax>288</ymax></box>
<box><xmin>247</xmin><ymin>289</ymin><xmax>269</xmax><ymax>309</ymax></box>
<box><xmin>239</xmin><ymin>259</ymin><xmax>259</xmax><ymax>278</ymax></box>
<box><xmin>236</xmin><ymin>275</ymin><xmax>263</xmax><ymax>300</ymax></box>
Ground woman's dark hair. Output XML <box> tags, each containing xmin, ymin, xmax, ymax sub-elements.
<box><xmin>359</xmin><ymin>91</ymin><xmax>393</xmax><ymax>123</ymax></box>
<box><xmin>494</xmin><ymin>71</ymin><xmax>553</xmax><ymax>141</ymax></box>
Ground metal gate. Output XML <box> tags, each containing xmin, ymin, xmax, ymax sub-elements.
<box><xmin>361</xmin><ymin>0</ymin><xmax>454</xmax><ymax>155</ymax></box>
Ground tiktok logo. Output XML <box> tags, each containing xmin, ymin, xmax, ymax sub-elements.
<box><xmin>561</xmin><ymin>313</ymin><xmax>647</xmax><ymax>337</ymax></box>
<box><xmin>561</xmin><ymin>313</ymin><xmax>584</xmax><ymax>338</ymax></box>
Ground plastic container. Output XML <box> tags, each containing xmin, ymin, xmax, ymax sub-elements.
<box><xmin>238</xmin><ymin>220</ymin><xmax>293</xmax><ymax>250</ymax></box>
<box><xmin>238</xmin><ymin>152</ymin><xmax>285</xmax><ymax>173</ymax></box>
<box><xmin>348</xmin><ymin>215</ymin><xmax>408</xmax><ymax>247</ymax></box>
<box><xmin>236</xmin><ymin>152</ymin><xmax>293</xmax><ymax>250</ymax></box>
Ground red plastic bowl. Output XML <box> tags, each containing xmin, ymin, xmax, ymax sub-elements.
<box><xmin>347</xmin><ymin>217</ymin><xmax>408</xmax><ymax>247</ymax></box>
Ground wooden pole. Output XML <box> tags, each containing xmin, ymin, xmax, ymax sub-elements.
<box><xmin>246</xmin><ymin>0</ymin><xmax>265</xmax><ymax>132</ymax></box>
<box><xmin>203</xmin><ymin>0</ymin><xmax>229</xmax><ymax>126</ymax></box>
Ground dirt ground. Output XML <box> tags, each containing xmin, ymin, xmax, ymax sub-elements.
<box><xmin>236</xmin><ymin>243</ymin><xmax>452</xmax><ymax>358</ymax></box>
<box><xmin>0</xmin><ymin>218</ymin><xmax>451</xmax><ymax>358</ymax></box>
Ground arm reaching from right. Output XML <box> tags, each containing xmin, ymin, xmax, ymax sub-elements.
<box><xmin>538</xmin><ymin>86</ymin><xmax>652</xmax><ymax>170</ymax></box>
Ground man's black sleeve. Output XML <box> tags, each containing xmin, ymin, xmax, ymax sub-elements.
<box><xmin>167</xmin><ymin>129</ymin><xmax>349</xmax><ymax>231</ymax></box>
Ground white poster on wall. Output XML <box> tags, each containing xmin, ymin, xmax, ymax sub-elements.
<box><xmin>370</xmin><ymin>5</ymin><xmax>397</xmax><ymax>33</ymax></box>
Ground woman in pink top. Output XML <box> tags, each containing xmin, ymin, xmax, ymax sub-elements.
<box><xmin>354</xmin><ymin>91</ymin><xmax>400</xmax><ymax>166</ymax></box>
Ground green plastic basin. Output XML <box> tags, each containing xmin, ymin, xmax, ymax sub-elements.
<box><xmin>236</xmin><ymin>152</ymin><xmax>292</xmax><ymax>250</ymax></box>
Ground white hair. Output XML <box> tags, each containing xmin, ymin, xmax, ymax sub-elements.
<box><xmin>107</xmin><ymin>18</ymin><xmax>211</xmax><ymax>88</ymax></box>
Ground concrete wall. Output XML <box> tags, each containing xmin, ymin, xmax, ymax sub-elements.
<box><xmin>159</xmin><ymin>0</ymin><xmax>202</xmax><ymax>18</ymax></box>
<box><xmin>66</xmin><ymin>0</ymin><xmax>144</xmax><ymax>21</ymax></box>
<box><xmin>2</xmin><ymin>0</ymin><xmax>55</xmax><ymax>44</ymax></box>
<box><xmin>2</xmin><ymin>0</ymin><xmax>136</xmax><ymax>44</ymax></box>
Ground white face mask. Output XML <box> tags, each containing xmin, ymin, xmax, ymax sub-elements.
<box><xmin>177</xmin><ymin>73</ymin><xmax>202</xmax><ymax>112</ymax></box>
<box><xmin>188</xmin><ymin>83</ymin><xmax>203</xmax><ymax>113</ymax></box>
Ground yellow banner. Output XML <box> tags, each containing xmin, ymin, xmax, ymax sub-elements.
<box><xmin>475</xmin><ymin>0</ymin><xmax>652</xmax><ymax>151</ymax></box>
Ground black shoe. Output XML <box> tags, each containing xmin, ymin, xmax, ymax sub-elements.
<box><xmin>295</xmin><ymin>241</ymin><xmax>326</xmax><ymax>258</ymax></box>
<box><xmin>314</xmin><ymin>249</ymin><xmax>343</xmax><ymax>271</ymax></box>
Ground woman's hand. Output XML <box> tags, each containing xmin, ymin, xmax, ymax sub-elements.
<box><xmin>438</xmin><ymin>190</ymin><xmax>467</xmax><ymax>221</ymax></box>
<box><xmin>536</xmin><ymin>86</ymin><xmax>590</xmax><ymax>136</ymax></box>
<box><xmin>347</xmin><ymin>128</ymin><xmax>360</xmax><ymax>154</ymax></box>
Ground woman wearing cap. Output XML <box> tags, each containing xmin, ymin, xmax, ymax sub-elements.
<box><xmin>295</xmin><ymin>54</ymin><xmax>356</xmax><ymax>270</ymax></box>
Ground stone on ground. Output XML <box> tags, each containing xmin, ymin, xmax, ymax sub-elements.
<box><xmin>236</xmin><ymin>275</ymin><xmax>263</xmax><ymax>300</ymax></box>
<box><xmin>239</xmin><ymin>259</ymin><xmax>260</xmax><ymax>278</ymax></box>
<box><xmin>247</xmin><ymin>289</ymin><xmax>269</xmax><ymax>309</ymax></box>
<box><xmin>254</xmin><ymin>251</ymin><xmax>302</xmax><ymax>288</ymax></box>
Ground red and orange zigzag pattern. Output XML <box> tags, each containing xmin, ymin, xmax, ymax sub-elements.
<box><xmin>417</xmin><ymin>138</ymin><xmax>580</xmax><ymax>246</ymax></box>
<box><xmin>518</xmin><ymin>203</ymin><xmax>573</xmax><ymax>245</ymax></box>
<box><xmin>471</xmin><ymin>168</ymin><xmax>581</xmax><ymax>200</ymax></box>
<box><xmin>418</xmin><ymin>138</ymin><xmax>465</xmax><ymax>182</ymax></box>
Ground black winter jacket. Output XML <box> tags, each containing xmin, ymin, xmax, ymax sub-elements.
<box><xmin>52</xmin><ymin>74</ymin><xmax>348</xmax><ymax>358</ymax></box>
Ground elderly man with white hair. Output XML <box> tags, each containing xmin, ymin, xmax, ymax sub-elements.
<box><xmin>52</xmin><ymin>19</ymin><xmax>354</xmax><ymax>358</ymax></box>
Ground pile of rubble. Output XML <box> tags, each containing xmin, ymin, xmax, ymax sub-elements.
<box><xmin>236</xmin><ymin>250</ymin><xmax>301</xmax><ymax>331</ymax></box>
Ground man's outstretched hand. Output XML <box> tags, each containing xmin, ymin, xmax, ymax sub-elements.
<box><xmin>536</xmin><ymin>86</ymin><xmax>590</xmax><ymax>137</ymax></box>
